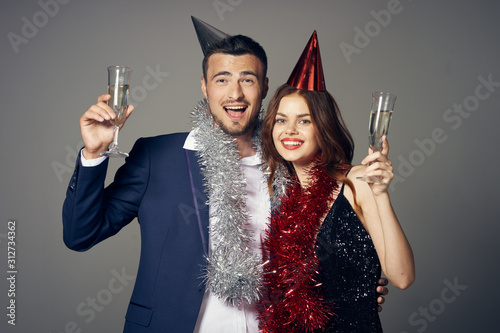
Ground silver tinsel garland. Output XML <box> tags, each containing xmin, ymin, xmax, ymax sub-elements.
<box><xmin>191</xmin><ymin>99</ymin><xmax>265</xmax><ymax>305</ymax></box>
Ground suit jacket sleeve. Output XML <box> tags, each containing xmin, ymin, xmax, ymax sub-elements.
<box><xmin>62</xmin><ymin>138</ymin><xmax>149</xmax><ymax>251</ymax></box>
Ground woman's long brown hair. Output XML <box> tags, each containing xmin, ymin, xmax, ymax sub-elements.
<box><xmin>262</xmin><ymin>84</ymin><xmax>358</xmax><ymax>208</ymax></box>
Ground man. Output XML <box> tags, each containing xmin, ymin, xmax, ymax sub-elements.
<box><xmin>63</xmin><ymin>20</ymin><xmax>387</xmax><ymax>333</ymax></box>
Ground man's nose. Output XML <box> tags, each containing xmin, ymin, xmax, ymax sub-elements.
<box><xmin>227</xmin><ymin>81</ymin><xmax>244</xmax><ymax>100</ymax></box>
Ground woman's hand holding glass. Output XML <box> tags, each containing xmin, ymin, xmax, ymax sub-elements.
<box><xmin>360</xmin><ymin>135</ymin><xmax>394</xmax><ymax>195</ymax></box>
<box><xmin>356</xmin><ymin>91</ymin><xmax>396</xmax><ymax>184</ymax></box>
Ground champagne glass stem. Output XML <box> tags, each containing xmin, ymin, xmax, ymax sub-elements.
<box><xmin>101</xmin><ymin>124</ymin><xmax>128</xmax><ymax>157</ymax></box>
<box><xmin>111</xmin><ymin>125</ymin><xmax>120</xmax><ymax>150</ymax></box>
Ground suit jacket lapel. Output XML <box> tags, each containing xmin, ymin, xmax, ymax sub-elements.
<box><xmin>184</xmin><ymin>149</ymin><xmax>209</xmax><ymax>255</ymax></box>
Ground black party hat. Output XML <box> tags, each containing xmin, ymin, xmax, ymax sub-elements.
<box><xmin>191</xmin><ymin>16</ymin><xmax>230</xmax><ymax>56</ymax></box>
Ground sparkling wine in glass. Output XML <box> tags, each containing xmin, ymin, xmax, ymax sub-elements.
<box><xmin>101</xmin><ymin>65</ymin><xmax>132</xmax><ymax>158</ymax></box>
<box><xmin>357</xmin><ymin>92</ymin><xmax>396</xmax><ymax>183</ymax></box>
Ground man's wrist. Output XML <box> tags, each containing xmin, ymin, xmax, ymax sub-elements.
<box><xmin>82</xmin><ymin>147</ymin><xmax>106</xmax><ymax>160</ymax></box>
<box><xmin>81</xmin><ymin>149</ymin><xmax>107</xmax><ymax>166</ymax></box>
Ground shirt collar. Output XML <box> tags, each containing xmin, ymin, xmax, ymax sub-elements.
<box><xmin>183</xmin><ymin>129</ymin><xmax>199</xmax><ymax>151</ymax></box>
<box><xmin>183</xmin><ymin>129</ymin><xmax>262</xmax><ymax>166</ymax></box>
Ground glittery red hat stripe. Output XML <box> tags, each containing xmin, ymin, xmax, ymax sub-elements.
<box><xmin>286</xmin><ymin>30</ymin><xmax>326</xmax><ymax>92</ymax></box>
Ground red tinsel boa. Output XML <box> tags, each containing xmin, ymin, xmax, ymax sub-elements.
<box><xmin>259</xmin><ymin>163</ymin><xmax>345</xmax><ymax>333</ymax></box>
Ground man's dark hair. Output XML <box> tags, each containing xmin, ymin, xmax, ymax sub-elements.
<box><xmin>202</xmin><ymin>34</ymin><xmax>268</xmax><ymax>82</ymax></box>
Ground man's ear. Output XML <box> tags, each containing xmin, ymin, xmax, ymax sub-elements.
<box><xmin>262</xmin><ymin>77</ymin><xmax>269</xmax><ymax>99</ymax></box>
<box><xmin>201</xmin><ymin>76</ymin><xmax>208</xmax><ymax>99</ymax></box>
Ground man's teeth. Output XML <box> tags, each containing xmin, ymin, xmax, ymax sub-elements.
<box><xmin>283</xmin><ymin>141</ymin><xmax>302</xmax><ymax>146</ymax></box>
<box><xmin>225</xmin><ymin>106</ymin><xmax>246</xmax><ymax>111</ymax></box>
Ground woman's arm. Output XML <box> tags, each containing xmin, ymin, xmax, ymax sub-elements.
<box><xmin>346</xmin><ymin>136</ymin><xmax>415</xmax><ymax>289</ymax></box>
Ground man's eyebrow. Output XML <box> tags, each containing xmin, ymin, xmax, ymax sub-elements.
<box><xmin>211</xmin><ymin>71</ymin><xmax>231</xmax><ymax>80</ymax></box>
<box><xmin>241</xmin><ymin>71</ymin><xmax>258</xmax><ymax>77</ymax></box>
<box><xmin>211</xmin><ymin>71</ymin><xmax>259</xmax><ymax>80</ymax></box>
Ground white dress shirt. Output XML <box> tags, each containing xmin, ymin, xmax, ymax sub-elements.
<box><xmin>184</xmin><ymin>131</ymin><xmax>270</xmax><ymax>333</ymax></box>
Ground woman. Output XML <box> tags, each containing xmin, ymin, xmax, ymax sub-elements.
<box><xmin>258</xmin><ymin>31</ymin><xmax>415</xmax><ymax>333</ymax></box>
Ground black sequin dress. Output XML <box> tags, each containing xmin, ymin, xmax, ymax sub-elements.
<box><xmin>315</xmin><ymin>182</ymin><xmax>383</xmax><ymax>333</ymax></box>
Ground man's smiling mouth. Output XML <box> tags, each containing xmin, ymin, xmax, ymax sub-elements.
<box><xmin>224</xmin><ymin>105</ymin><xmax>248</xmax><ymax>119</ymax></box>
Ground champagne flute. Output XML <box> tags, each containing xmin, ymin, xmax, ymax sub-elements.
<box><xmin>356</xmin><ymin>92</ymin><xmax>396</xmax><ymax>183</ymax></box>
<box><xmin>101</xmin><ymin>65</ymin><xmax>132</xmax><ymax>158</ymax></box>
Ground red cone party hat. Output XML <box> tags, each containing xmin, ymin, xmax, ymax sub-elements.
<box><xmin>286</xmin><ymin>30</ymin><xmax>326</xmax><ymax>91</ymax></box>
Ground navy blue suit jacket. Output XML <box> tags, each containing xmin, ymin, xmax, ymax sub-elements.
<box><xmin>63</xmin><ymin>133</ymin><xmax>210</xmax><ymax>332</ymax></box>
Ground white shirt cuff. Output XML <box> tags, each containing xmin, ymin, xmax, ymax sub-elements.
<box><xmin>80</xmin><ymin>149</ymin><xmax>107</xmax><ymax>167</ymax></box>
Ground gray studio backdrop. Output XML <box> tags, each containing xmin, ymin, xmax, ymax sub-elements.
<box><xmin>1</xmin><ymin>0</ymin><xmax>498</xmax><ymax>332</ymax></box>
